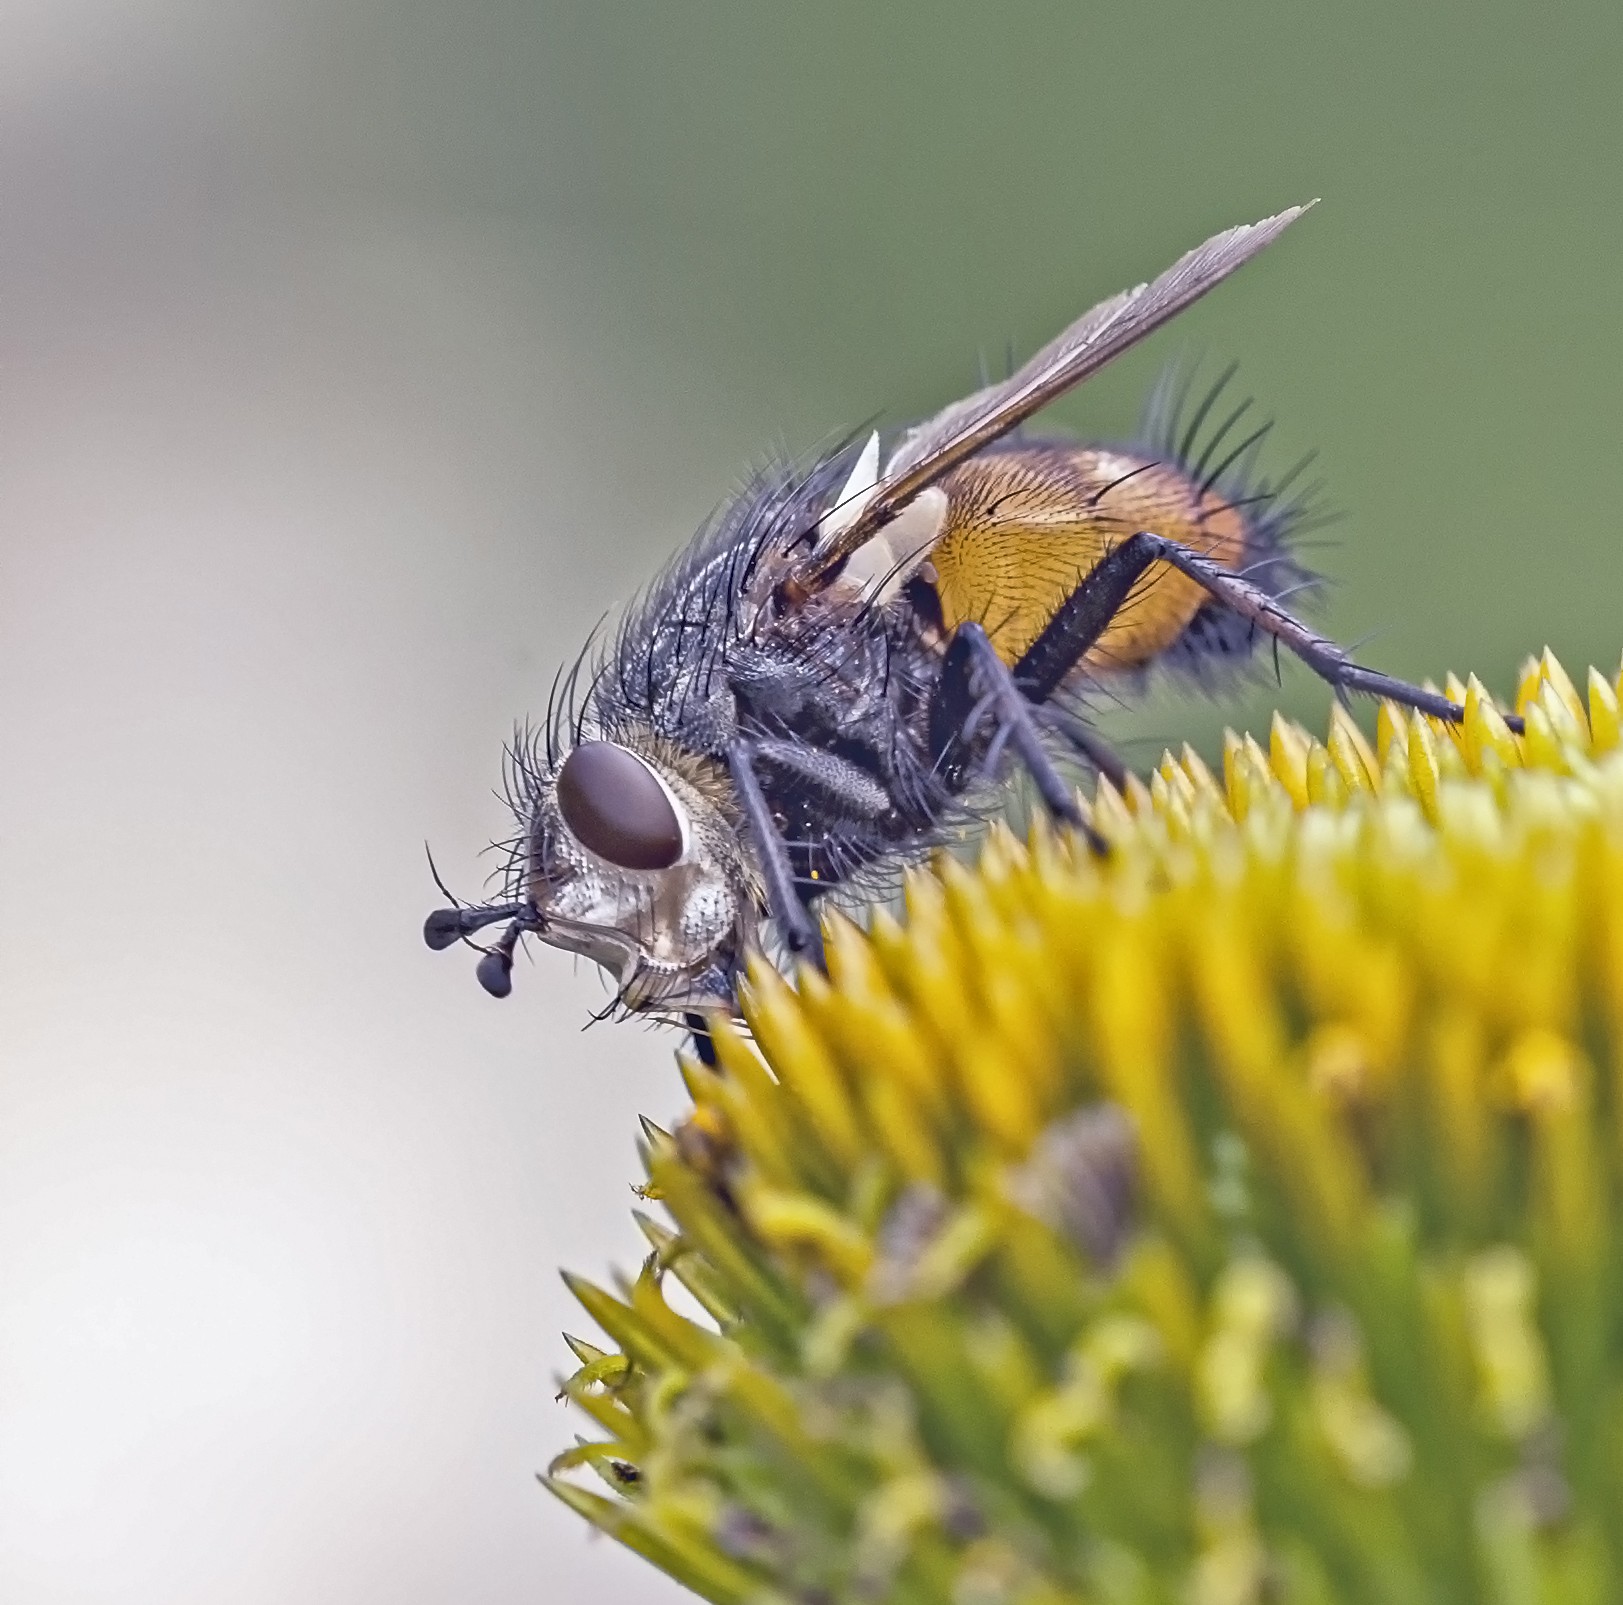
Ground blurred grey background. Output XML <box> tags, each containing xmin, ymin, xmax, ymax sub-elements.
<box><xmin>0</xmin><ymin>2</ymin><xmax>1618</xmax><ymax>1601</ymax></box>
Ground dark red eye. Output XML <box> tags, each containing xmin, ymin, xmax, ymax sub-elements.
<box><xmin>555</xmin><ymin>741</ymin><xmax>685</xmax><ymax>870</ymax></box>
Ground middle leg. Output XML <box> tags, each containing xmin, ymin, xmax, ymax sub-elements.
<box><xmin>930</xmin><ymin>621</ymin><xmax>1109</xmax><ymax>853</ymax></box>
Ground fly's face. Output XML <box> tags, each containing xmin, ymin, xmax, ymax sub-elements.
<box><xmin>522</xmin><ymin>739</ymin><xmax>758</xmax><ymax>1013</ymax></box>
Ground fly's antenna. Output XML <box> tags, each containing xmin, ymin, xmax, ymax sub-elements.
<box><xmin>422</xmin><ymin>844</ymin><xmax>540</xmax><ymax>998</ymax></box>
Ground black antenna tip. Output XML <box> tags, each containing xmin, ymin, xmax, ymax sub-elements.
<box><xmin>423</xmin><ymin>908</ymin><xmax>468</xmax><ymax>951</ymax></box>
<box><xmin>476</xmin><ymin>948</ymin><xmax>515</xmax><ymax>998</ymax></box>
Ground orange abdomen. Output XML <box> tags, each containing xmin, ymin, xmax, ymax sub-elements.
<box><xmin>928</xmin><ymin>444</ymin><xmax>1250</xmax><ymax>673</ymax></box>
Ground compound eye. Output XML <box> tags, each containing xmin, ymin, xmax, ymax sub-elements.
<box><xmin>555</xmin><ymin>741</ymin><xmax>685</xmax><ymax>871</ymax></box>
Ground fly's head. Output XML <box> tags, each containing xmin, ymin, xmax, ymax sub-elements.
<box><xmin>425</xmin><ymin>735</ymin><xmax>760</xmax><ymax>1016</ymax></box>
<box><xmin>528</xmin><ymin>736</ymin><xmax>761</xmax><ymax>1011</ymax></box>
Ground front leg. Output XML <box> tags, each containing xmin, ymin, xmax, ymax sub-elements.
<box><xmin>726</xmin><ymin>738</ymin><xmax>826</xmax><ymax>968</ymax></box>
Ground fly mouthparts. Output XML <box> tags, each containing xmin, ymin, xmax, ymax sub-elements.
<box><xmin>475</xmin><ymin>917</ymin><xmax>533</xmax><ymax>999</ymax></box>
<box><xmin>476</xmin><ymin>946</ymin><xmax>516</xmax><ymax>998</ymax></box>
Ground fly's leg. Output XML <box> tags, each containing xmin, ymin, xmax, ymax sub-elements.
<box><xmin>930</xmin><ymin>622</ymin><xmax>1110</xmax><ymax>853</ymax></box>
<box><xmin>1014</xmin><ymin>531</ymin><xmax>1523</xmax><ymax>732</ymax></box>
<box><xmin>1035</xmin><ymin>702</ymin><xmax>1130</xmax><ymax>789</ymax></box>
<box><xmin>683</xmin><ymin>1012</ymin><xmax>719</xmax><ymax>1067</ymax></box>
<box><xmin>747</xmin><ymin>737</ymin><xmax>892</xmax><ymax>819</ymax></box>
<box><xmin>727</xmin><ymin>738</ymin><xmax>827</xmax><ymax>968</ymax></box>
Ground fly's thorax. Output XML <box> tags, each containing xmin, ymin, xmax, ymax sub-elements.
<box><xmin>525</xmin><ymin>737</ymin><xmax>760</xmax><ymax>1010</ymax></box>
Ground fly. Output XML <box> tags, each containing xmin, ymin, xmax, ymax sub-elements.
<box><xmin>424</xmin><ymin>203</ymin><xmax>1511</xmax><ymax>1042</ymax></box>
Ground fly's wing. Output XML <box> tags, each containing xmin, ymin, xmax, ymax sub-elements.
<box><xmin>802</xmin><ymin>204</ymin><xmax>1314</xmax><ymax>585</ymax></box>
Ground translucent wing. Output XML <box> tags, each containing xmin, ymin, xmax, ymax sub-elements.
<box><xmin>804</xmin><ymin>203</ymin><xmax>1314</xmax><ymax>582</ymax></box>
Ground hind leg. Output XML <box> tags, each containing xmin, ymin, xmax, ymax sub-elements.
<box><xmin>1012</xmin><ymin>531</ymin><xmax>1518</xmax><ymax>732</ymax></box>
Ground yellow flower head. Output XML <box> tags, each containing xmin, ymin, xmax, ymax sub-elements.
<box><xmin>552</xmin><ymin>654</ymin><xmax>1623</xmax><ymax>1604</ymax></box>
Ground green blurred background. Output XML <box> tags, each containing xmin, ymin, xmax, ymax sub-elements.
<box><xmin>322</xmin><ymin>0</ymin><xmax>1623</xmax><ymax>756</ymax></box>
<box><xmin>0</xmin><ymin>3</ymin><xmax>1619</xmax><ymax>1602</ymax></box>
